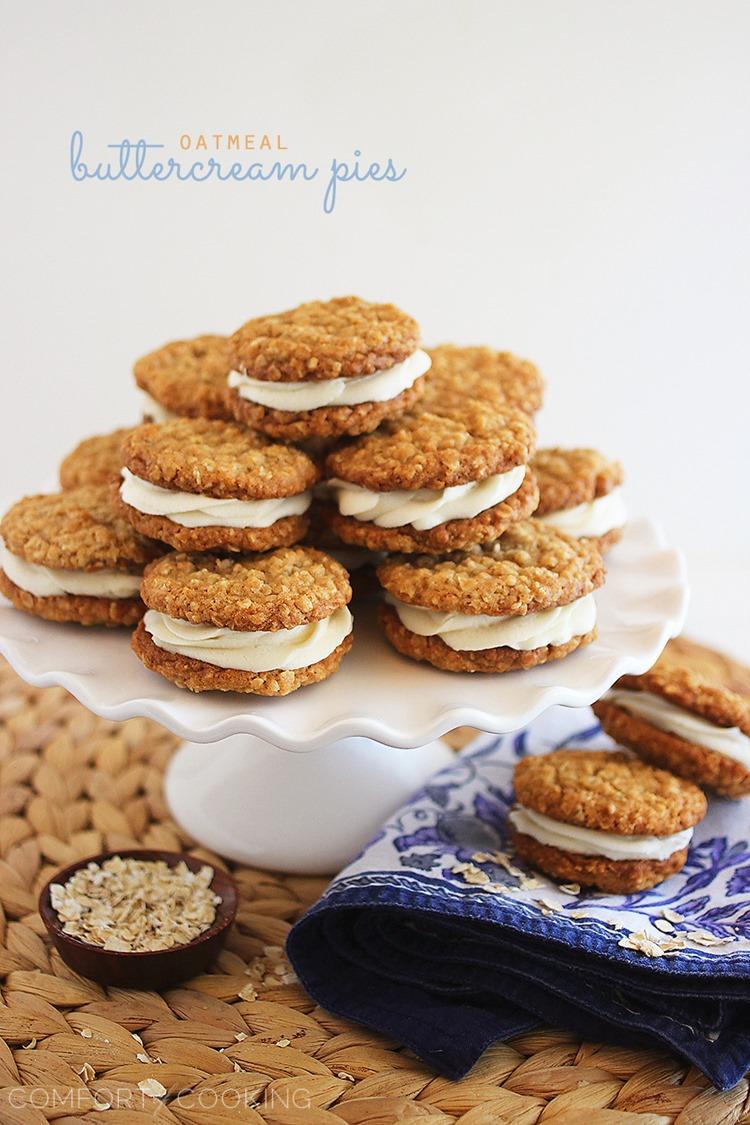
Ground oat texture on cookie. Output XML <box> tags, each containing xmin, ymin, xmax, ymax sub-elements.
<box><xmin>134</xmin><ymin>334</ymin><xmax>233</xmax><ymax>419</ymax></box>
<box><xmin>533</xmin><ymin>447</ymin><xmax>624</xmax><ymax>515</ymax></box>
<box><xmin>230</xmin><ymin>296</ymin><xmax>420</xmax><ymax>381</ymax></box>
<box><xmin>140</xmin><ymin>547</ymin><xmax>351</xmax><ymax>631</ymax></box>
<box><xmin>121</xmin><ymin>419</ymin><xmax>320</xmax><ymax>498</ymax></box>
<box><xmin>0</xmin><ymin>486</ymin><xmax>162</xmax><ymax>571</ymax></box>
<box><xmin>377</xmin><ymin>521</ymin><xmax>605</xmax><ymax>616</ymax></box>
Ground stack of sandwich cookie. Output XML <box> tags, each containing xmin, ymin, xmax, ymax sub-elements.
<box><xmin>510</xmin><ymin>749</ymin><xmax>707</xmax><ymax>892</ymax></box>
<box><xmin>594</xmin><ymin>667</ymin><xmax>750</xmax><ymax>798</ymax></box>
<box><xmin>117</xmin><ymin>419</ymin><xmax>319</xmax><ymax>552</ymax></box>
<box><xmin>227</xmin><ymin>296</ymin><xmax>431</xmax><ymax>440</ymax></box>
<box><xmin>532</xmin><ymin>447</ymin><xmax>626</xmax><ymax>553</ymax></box>
<box><xmin>422</xmin><ymin>345</ymin><xmax>545</xmax><ymax>417</ymax></box>
<box><xmin>132</xmin><ymin>548</ymin><xmax>353</xmax><ymax>695</ymax></box>
<box><xmin>0</xmin><ymin>486</ymin><xmax>162</xmax><ymax>626</ymax></box>
<box><xmin>323</xmin><ymin>401</ymin><xmax>538</xmax><ymax>553</ymax></box>
<box><xmin>59</xmin><ymin>427</ymin><xmax>135</xmax><ymax>489</ymax></box>
<box><xmin>377</xmin><ymin>520</ymin><xmax>604</xmax><ymax>672</ymax></box>
<box><xmin>134</xmin><ymin>335</ymin><xmax>233</xmax><ymax>422</ymax></box>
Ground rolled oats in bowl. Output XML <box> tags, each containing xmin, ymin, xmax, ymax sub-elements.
<box><xmin>49</xmin><ymin>854</ymin><xmax>221</xmax><ymax>952</ymax></box>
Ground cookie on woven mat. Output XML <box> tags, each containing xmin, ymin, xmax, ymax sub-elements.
<box><xmin>421</xmin><ymin>345</ymin><xmax>544</xmax><ymax>417</ymax></box>
<box><xmin>117</xmin><ymin>418</ymin><xmax>320</xmax><ymax>553</ymax></box>
<box><xmin>533</xmin><ymin>447</ymin><xmax>626</xmax><ymax>553</ymax></box>
<box><xmin>377</xmin><ymin>520</ymin><xmax>604</xmax><ymax>673</ymax></box>
<box><xmin>324</xmin><ymin>401</ymin><xmax>538</xmax><ymax>553</ymax></box>
<box><xmin>509</xmin><ymin>749</ymin><xmax>707</xmax><ymax>893</ymax></box>
<box><xmin>0</xmin><ymin>486</ymin><xmax>162</xmax><ymax>627</ymax></box>
<box><xmin>132</xmin><ymin>548</ymin><xmax>353</xmax><ymax>695</ymax></box>
<box><xmin>594</xmin><ymin>667</ymin><xmax>750</xmax><ymax>799</ymax></box>
<box><xmin>59</xmin><ymin>427</ymin><xmax>135</xmax><ymax>489</ymax></box>
<box><xmin>226</xmin><ymin>296</ymin><xmax>431</xmax><ymax>441</ymax></box>
<box><xmin>134</xmin><ymin>334</ymin><xmax>233</xmax><ymax>422</ymax></box>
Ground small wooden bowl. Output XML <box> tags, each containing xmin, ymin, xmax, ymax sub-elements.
<box><xmin>39</xmin><ymin>848</ymin><xmax>238</xmax><ymax>989</ymax></box>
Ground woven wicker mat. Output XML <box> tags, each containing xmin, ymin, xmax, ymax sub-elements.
<box><xmin>0</xmin><ymin>640</ymin><xmax>749</xmax><ymax>1125</ymax></box>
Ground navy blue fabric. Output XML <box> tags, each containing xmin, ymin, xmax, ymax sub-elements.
<box><xmin>286</xmin><ymin>715</ymin><xmax>750</xmax><ymax>1089</ymax></box>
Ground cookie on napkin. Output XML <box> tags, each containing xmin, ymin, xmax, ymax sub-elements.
<box><xmin>595</xmin><ymin>667</ymin><xmax>750</xmax><ymax>798</ymax></box>
<box><xmin>509</xmin><ymin>749</ymin><xmax>707</xmax><ymax>892</ymax></box>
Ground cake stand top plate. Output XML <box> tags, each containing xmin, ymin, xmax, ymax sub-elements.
<box><xmin>0</xmin><ymin>518</ymin><xmax>687</xmax><ymax>752</ymax></box>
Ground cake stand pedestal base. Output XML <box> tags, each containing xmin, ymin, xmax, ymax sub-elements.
<box><xmin>164</xmin><ymin>734</ymin><xmax>455</xmax><ymax>874</ymax></box>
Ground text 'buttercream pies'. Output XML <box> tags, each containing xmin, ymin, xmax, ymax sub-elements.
<box><xmin>117</xmin><ymin>418</ymin><xmax>320</xmax><ymax>553</ymax></box>
<box><xmin>594</xmin><ymin>667</ymin><xmax>750</xmax><ymax>798</ymax></box>
<box><xmin>59</xmin><ymin>427</ymin><xmax>136</xmax><ymax>490</ymax></box>
<box><xmin>226</xmin><ymin>296</ymin><xmax>431</xmax><ymax>440</ymax></box>
<box><xmin>509</xmin><ymin>749</ymin><xmax>707</xmax><ymax>893</ymax></box>
<box><xmin>132</xmin><ymin>548</ymin><xmax>353</xmax><ymax>695</ymax></box>
<box><xmin>0</xmin><ymin>486</ymin><xmax>162</xmax><ymax>626</ymax></box>
<box><xmin>421</xmin><ymin>344</ymin><xmax>545</xmax><ymax>417</ymax></box>
<box><xmin>376</xmin><ymin>520</ymin><xmax>605</xmax><ymax>673</ymax></box>
<box><xmin>532</xmin><ymin>447</ymin><xmax>626</xmax><ymax>553</ymax></box>
<box><xmin>134</xmin><ymin>334</ymin><xmax>234</xmax><ymax>422</ymax></box>
<box><xmin>322</xmin><ymin>400</ymin><xmax>538</xmax><ymax>553</ymax></box>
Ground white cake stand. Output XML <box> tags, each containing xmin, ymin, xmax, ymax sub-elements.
<box><xmin>0</xmin><ymin>518</ymin><xmax>687</xmax><ymax>873</ymax></box>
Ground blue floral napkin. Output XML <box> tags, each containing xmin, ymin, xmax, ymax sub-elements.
<box><xmin>287</xmin><ymin>706</ymin><xmax>750</xmax><ymax>1090</ymax></box>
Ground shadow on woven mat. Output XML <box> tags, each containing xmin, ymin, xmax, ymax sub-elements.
<box><xmin>0</xmin><ymin>641</ymin><xmax>748</xmax><ymax>1124</ymax></box>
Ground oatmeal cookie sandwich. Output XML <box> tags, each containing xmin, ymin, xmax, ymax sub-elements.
<box><xmin>135</xmin><ymin>334</ymin><xmax>233</xmax><ymax>422</ymax></box>
<box><xmin>0</xmin><ymin>485</ymin><xmax>161</xmax><ymax>626</ymax></box>
<box><xmin>594</xmin><ymin>667</ymin><xmax>750</xmax><ymax>798</ymax></box>
<box><xmin>117</xmin><ymin>418</ymin><xmax>319</xmax><ymax>553</ymax></box>
<box><xmin>59</xmin><ymin>427</ymin><xmax>136</xmax><ymax>489</ymax></box>
<box><xmin>422</xmin><ymin>344</ymin><xmax>544</xmax><ymax>417</ymax></box>
<box><xmin>533</xmin><ymin>447</ymin><xmax>626</xmax><ymax>553</ymax></box>
<box><xmin>324</xmin><ymin>401</ymin><xmax>538</xmax><ymax>553</ymax></box>
<box><xmin>132</xmin><ymin>547</ymin><xmax>353</xmax><ymax>695</ymax></box>
<box><xmin>227</xmin><ymin>296</ymin><xmax>431</xmax><ymax>440</ymax></box>
<box><xmin>509</xmin><ymin>749</ymin><xmax>706</xmax><ymax>893</ymax></box>
<box><xmin>377</xmin><ymin>520</ymin><xmax>604</xmax><ymax>673</ymax></box>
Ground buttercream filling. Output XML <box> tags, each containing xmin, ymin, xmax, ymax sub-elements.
<box><xmin>387</xmin><ymin>591</ymin><xmax>597</xmax><ymax>652</ymax></box>
<box><xmin>227</xmin><ymin>348</ymin><xmax>431</xmax><ymax>412</ymax></box>
<box><xmin>329</xmin><ymin>465</ymin><xmax>526</xmax><ymax>531</ymax></box>
<box><xmin>120</xmin><ymin>468</ymin><xmax>311</xmax><ymax>529</ymax></box>
<box><xmin>144</xmin><ymin>605</ymin><xmax>353</xmax><ymax>672</ymax></box>
<box><xmin>538</xmin><ymin>487</ymin><xmax>627</xmax><ymax>538</ymax></box>
<box><xmin>604</xmin><ymin>688</ymin><xmax>750</xmax><ymax>769</ymax></box>
<box><xmin>139</xmin><ymin>390</ymin><xmax>178</xmax><ymax>423</ymax></box>
<box><xmin>509</xmin><ymin>805</ymin><xmax>693</xmax><ymax>862</ymax></box>
<box><xmin>0</xmin><ymin>540</ymin><xmax>142</xmax><ymax>599</ymax></box>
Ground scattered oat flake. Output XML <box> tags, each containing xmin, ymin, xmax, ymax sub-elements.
<box><xmin>660</xmin><ymin>908</ymin><xmax>684</xmax><ymax>923</ymax></box>
<box><xmin>560</xmin><ymin>883</ymin><xmax>581</xmax><ymax>895</ymax></box>
<box><xmin>238</xmin><ymin>983</ymin><xmax>258</xmax><ymax>1001</ymax></box>
<box><xmin>92</xmin><ymin>1100</ymin><xmax>111</xmax><ymax>1111</ymax></box>
<box><xmin>138</xmin><ymin>1078</ymin><xmax>167</xmax><ymax>1099</ymax></box>
<box><xmin>452</xmin><ymin>861</ymin><xmax>490</xmax><ymax>886</ymax></box>
<box><xmin>22</xmin><ymin>1039</ymin><xmax>36</xmax><ymax>1050</ymax></box>
<box><xmin>654</xmin><ymin>918</ymin><xmax>675</xmax><ymax>933</ymax></box>
<box><xmin>137</xmin><ymin>1052</ymin><xmax>151</xmax><ymax>1064</ymax></box>
<box><xmin>686</xmin><ymin>929</ymin><xmax>734</xmax><ymax>946</ymax></box>
<box><xmin>80</xmin><ymin>1028</ymin><xmax>93</xmax><ymax>1038</ymax></box>
<box><xmin>276</xmin><ymin>1038</ymin><xmax>291</xmax><ymax>1047</ymax></box>
<box><xmin>234</xmin><ymin>1031</ymin><xmax>248</xmax><ymax>1042</ymax></box>
<box><xmin>337</xmin><ymin>1071</ymin><xmax>355</xmax><ymax>1082</ymax></box>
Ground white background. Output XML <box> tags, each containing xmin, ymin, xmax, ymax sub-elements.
<box><xmin>2</xmin><ymin>1</ymin><xmax>749</xmax><ymax>657</ymax></box>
